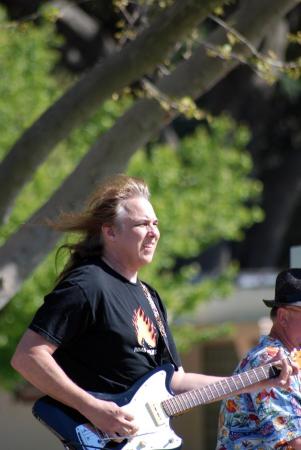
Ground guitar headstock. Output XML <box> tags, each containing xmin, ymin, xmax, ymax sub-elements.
<box><xmin>291</xmin><ymin>349</ymin><xmax>301</xmax><ymax>369</ymax></box>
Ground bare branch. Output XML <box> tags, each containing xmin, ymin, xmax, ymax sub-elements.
<box><xmin>208</xmin><ymin>12</ymin><xmax>301</xmax><ymax>71</ymax></box>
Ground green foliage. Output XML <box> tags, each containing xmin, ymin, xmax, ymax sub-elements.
<box><xmin>0</xmin><ymin>4</ymin><xmax>131</xmax><ymax>244</ymax></box>
<box><xmin>128</xmin><ymin>116</ymin><xmax>263</xmax><ymax>347</ymax></box>
<box><xmin>280</xmin><ymin>74</ymin><xmax>301</xmax><ymax>100</ymax></box>
<box><xmin>0</xmin><ymin>8</ymin><xmax>62</xmax><ymax>156</ymax></box>
<box><xmin>0</xmin><ymin>6</ymin><xmax>263</xmax><ymax>388</ymax></box>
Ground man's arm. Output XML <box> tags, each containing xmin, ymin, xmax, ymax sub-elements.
<box><xmin>11</xmin><ymin>329</ymin><xmax>138</xmax><ymax>436</ymax></box>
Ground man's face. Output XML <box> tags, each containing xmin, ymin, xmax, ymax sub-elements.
<box><xmin>112</xmin><ymin>196</ymin><xmax>160</xmax><ymax>271</ymax></box>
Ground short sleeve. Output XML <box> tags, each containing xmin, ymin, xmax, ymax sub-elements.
<box><xmin>29</xmin><ymin>281</ymin><xmax>93</xmax><ymax>346</ymax></box>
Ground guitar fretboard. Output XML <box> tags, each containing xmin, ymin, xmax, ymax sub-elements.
<box><xmin>161</xmin><ymin>361</ymin><xmax>279</xmax><ymax>417</ymax></box>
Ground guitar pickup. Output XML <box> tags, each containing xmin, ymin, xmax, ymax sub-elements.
<box><xmin>146</xmin><ymin>401</ymin><xmax>167</xmax><ymax>426</ymax></box>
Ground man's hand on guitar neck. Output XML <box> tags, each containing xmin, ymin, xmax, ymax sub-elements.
<box><xmin>170</xmin><ymin>349</ymin><xmax>298</xmax><ymax>398</ymax></box>
<box><xmin>239</xmin><ymin>348</ymin><xmax>299</xmax><ymax>394</ymax></box>
<box><xmin>262</xmin><ymin>348</ymin><xmax>299</xmax><ymax>390</ymax></box>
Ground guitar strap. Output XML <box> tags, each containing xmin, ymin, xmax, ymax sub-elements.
<box><xmin>140</xmin><ymin>281</ymin><xmax>177</xmax><ymax>366</ymax></box>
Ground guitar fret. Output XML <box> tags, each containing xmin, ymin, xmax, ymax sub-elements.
<box><xmin>195</xmin><ymin>389</ymin><xmax>205</xmax><ymax>405</ymax></box>
<box><xmin>269</xmin><ymin>365</ymin><xmax>278</xmax><ymax>377</ymax></box>
<box><xmin>241</xmin><ymin>373</ymin><xmax>248</xmax><ymax>387</ymax></box>
<box><xmin>211</xmin><ymin>382</ymin><xmax>221</xmax><ymax>397</ymax></box>
<box><xmin>162</xmin><ymin>399</ymin><xmax>172</xmax><ymax>416</ymax></box>
<box><xmin>244</xmin><ymin>370</ymin><xmax>252</xmax><ymax>384</ymax></box>
<box><xmin>222</xmin><ymin>378</ymin><xmax>231</xmax><ymax>395</ymax></box>
<box><xmin>208</xmin><ymin>384</ymin><xmax>213</xmax><ymax>398</ymax></box>
<box><xmin>188</xmin><ymin>390</ymin><xmax>198</xmax><ymax>406</ymax></box>
<box><xmin>182</xmin><ymin>394</ymin><xmax>189</xmax><ymax>410</ymax></box>
<box><xmin>226</xmin><ymin>378</ymin><xmax>234</xmax><ymax>392</ymax></box>
<box><xmin>253</xmin><ymin>369</ymin><xmax>260</xmax><ymax>382</ymax></box>
<box><xmin>236</xmin><ymin>374</ymin><xmax>245</xmax><ymax>389</ymax></box>
<box><xmin>163</xmin><ymin>399</ymin><xmax>174</xmax><ymax>416</ymax></box>
<box><xmin>169</xmin><ymin>398</ymin><xmax>178</xmax><ymax>415</ymax></box>
<box><xmin>231</xmin><ymin>376</ymin><xmax>239</xmax><ymax>390</ymax></box>
<box><xmin>197</xmin><ymin>388</ymin><xmax>206</xmax><ymax>404</ymax></box>
<box><xmin>247</xmin><ymin>371</ymin><xmax>256</xmax><ymax>383</ymax></box>
<box><xmin>224</xmin><ymin>377</ymin><xmax>232</xmax><ymax>394</ymax></box>
<box><xmin>174</xmin><ymin>395</ymin><xmax>183</xmax><ymax>414</ymax></box>
<box><xmin>217</xmin><ymin>379</ymin><xmax>227</xmax><ymax>396</ymax></box>
<box><xmin>206</xmin><ymin>385</ymin><xmax>214</xmax><ymax>401</ymax></box>
<box><xmin>183</xmin><ymin>392</ymin><xmax>194</xmax><ymax>410</ymax></box>
<box><xmin>259</xmin><ymin>365</ymin><xmax>267</xmax><ymax>379</ymax></box>
<box><xmin>237</xmin><ymin>373</ymin><xmax>245</xmax><ymax>388</ymax></box>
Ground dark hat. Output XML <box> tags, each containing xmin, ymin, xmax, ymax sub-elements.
<box><xmin>263</xmin><ymin>268</ymin><xmax>301</xmax><ymax>307</ymax></box>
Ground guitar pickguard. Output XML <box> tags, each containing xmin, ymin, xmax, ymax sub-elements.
<box><xmin>76</xmin><ymin>424</ymin><xmax>106</xmax><ymax>449</ymax></box>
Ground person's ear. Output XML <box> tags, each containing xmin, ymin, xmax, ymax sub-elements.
<box><xmin>278</xmin><ymin>308</ymin><xmax>288</xmax><ymax>327</ymax></box>
<box><xmin>102</xmin><ymin>224</ymin><xmax>116</xmax><ymax>241</ymax></box>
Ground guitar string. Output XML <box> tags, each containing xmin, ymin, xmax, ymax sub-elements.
<box><xmin>162</xmin><ymin>360</ymin><xmax>282</xmax><ymax>415</ymax></box>
<box><xmin>61</xmin><ymin>429</ymin><xmax>160</xmax><ymax>450</ymax></box>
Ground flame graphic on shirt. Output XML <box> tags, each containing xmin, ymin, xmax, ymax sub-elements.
<box><xmin>132</xmin><ymin>306</ymin><xmax>157</xmax><ymax>348</ymax></box>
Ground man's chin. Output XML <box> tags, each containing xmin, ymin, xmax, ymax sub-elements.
<box><xmin>140</xmin><ymin>253</ymin><xmax>155</xmax><ymax>265</ymax></box>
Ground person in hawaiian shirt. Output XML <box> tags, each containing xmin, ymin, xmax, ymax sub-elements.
<box><xmin>216</xmin><ymin>268</ymin><xmax>301</xmax><ymax>450</ymax></box>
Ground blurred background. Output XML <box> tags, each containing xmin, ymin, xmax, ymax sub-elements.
<box><xmin>0</xmin><ymin>1</ymin><xmax>301</xmax><ymax>448</ymax></box>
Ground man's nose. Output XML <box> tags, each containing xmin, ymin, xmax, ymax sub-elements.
<box><xmin>147</xmin><ymin>224</ymin><xmax>159</xmax><ymax>236</ymax></box>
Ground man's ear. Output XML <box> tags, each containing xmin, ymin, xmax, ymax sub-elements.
<box><xmin>102</xmin><ymin>224</ymin><xmax>116</xmax><ymax>241</ymax></box>
<box><xmin>278</xmin><ymin>308</ymin><xmax>288</xmax><ymax>327</ymax></box>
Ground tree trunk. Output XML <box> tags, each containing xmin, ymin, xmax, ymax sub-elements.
<box><xmin>242</xmin><ymin>150</ymin><xmax>301</xmax><ymax>267</ymax></box>
<box><xmin>0</xmin><ymin>0</ymin><xmax>298</xmax><ymax>309</ymax></box>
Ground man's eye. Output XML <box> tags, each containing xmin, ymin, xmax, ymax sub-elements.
<box><xmin>136</xmin><ymin>221</ymin><xmax>158</xmax><ymax>227</ymax></box>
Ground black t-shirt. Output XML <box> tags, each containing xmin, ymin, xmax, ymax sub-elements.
<box><xmin>29</xmin><ymin>258</ymin><xmax>181</xmax><ymax>394</ymax></box>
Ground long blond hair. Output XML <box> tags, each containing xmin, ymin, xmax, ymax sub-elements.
<box><xmin>51</xmin><ymin>174</ymin><xmax>150</xmax><ymax>280</ymax></box>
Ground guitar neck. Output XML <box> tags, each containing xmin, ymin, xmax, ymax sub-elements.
<box><xmin>162</xmin><ymin>360</ymin><xmax>280</xmax><ymax>417</ymax></box>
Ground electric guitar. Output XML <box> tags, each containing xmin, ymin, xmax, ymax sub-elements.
<box><xmin>32</xmin><ymin>351</ymin><xmax>301</xmax><ymax>450</ymax></box>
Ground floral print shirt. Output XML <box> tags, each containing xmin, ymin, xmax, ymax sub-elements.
<box><xmin>216</xmin><ymin>335</ymin><xmax>301</xmax><ymax>449</ymax></box>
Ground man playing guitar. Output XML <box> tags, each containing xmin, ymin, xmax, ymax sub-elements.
<box><xmin>11</xmin><ymin>175</ymin><xmax>296</xmax><ymax>449</ymax></box>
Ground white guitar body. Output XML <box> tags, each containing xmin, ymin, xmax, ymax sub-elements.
<box><xmin>33</xmin><ymin>364</ymin><xmax>183</xmax><ymax>450</ymax></box>
<box><xmin>78</xmin><ymin>369</ymin><xmax>181</xmax><ymax>449</ymax></box>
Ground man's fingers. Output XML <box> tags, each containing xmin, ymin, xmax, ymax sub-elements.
<box><xmin>277</xmin><ymin>351</ymin><xmax>292</xmax><ymax>386</ymax></box>
<box><xmin>122</xmin><ymin>421</ymin><xmax>139</xmax><ymax>435</ymax></box>
<box><xmin>122</xmin><ymin>410</ymin><xmax>139</xmax><ymax>433</ymax></box>
<box><xmin>123</xmin><ymin>410</ymin><xmax>135</xmax><ymax>421</ymax></box>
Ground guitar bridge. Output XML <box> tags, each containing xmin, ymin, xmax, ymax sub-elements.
<box><xmin>146</xmin><ymin>401</ymin><xmax>167</xmax><ymax>426</ymax></box>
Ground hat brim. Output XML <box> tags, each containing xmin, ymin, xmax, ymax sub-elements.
<box><xmin>263</xmin><ymin>299</ymin><xmax>275</xmax><ymax>307</ymax></box>
<box><xmin>263</xmin><ymin>299</ymin><xmax>301</xmax><ymax>307</ymax></box>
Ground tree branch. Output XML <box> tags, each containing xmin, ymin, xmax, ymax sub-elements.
<box><xmin>0</xmin><ymin>0</ymin><xmax>225</xmax><ymax>223</ymax></box>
